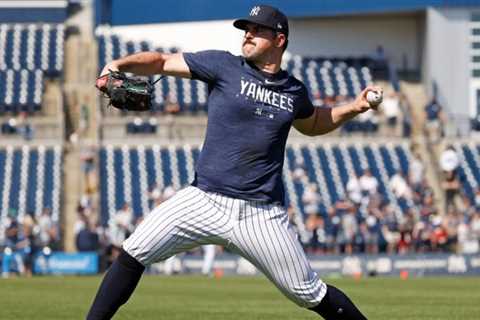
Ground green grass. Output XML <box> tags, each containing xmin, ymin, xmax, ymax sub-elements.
<box><xmin>0</xmin><ymin>275</ymin><xmax>479</xmax><ymax>319</ymax></box>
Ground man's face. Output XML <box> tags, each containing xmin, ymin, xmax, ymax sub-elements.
<box><xmin>241</xmin><ymin>23</ymin><xmax>277</xmax><ymax>61</ymax></box>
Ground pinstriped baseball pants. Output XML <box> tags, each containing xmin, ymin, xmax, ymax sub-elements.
<box><xmin>123</xmin><ymin>186</ymin><xmax>327</xmax><ymax>308</ymax></box>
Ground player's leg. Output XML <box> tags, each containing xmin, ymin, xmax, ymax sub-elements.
<box><xmin>1</xmin><ymin>248</ymin><xmax>12</xmax><ymax>278</ymax></box>
<box><xmin>201</xmin><ymin>244</ymin><xmax>216</xmax><ymax>275</ymax></box>
<box><xmin>230</xmin><ymin>202</ymin><xmax>367</xmax><ymax>319</ymax></box>
<box><xmin>13</xmin><ymin>251</ymin><xmax>26</xmax><ymax>275</ymax></box>
<box><xmin>86</xmin><ymin>186</ymin><xmax>231</xmax><ymax>319</ymax></box>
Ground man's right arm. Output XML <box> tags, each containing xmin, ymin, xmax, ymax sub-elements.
<box><xmin>97</xmin><ymin>52</ymin><xmax>191</xmax><ymax>87</ymax></box>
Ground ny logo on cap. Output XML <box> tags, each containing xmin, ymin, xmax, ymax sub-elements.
<box><xmin>250</xmin><ymin>6</ymin><xmax>261</xmax><ymax>16</ymax></box>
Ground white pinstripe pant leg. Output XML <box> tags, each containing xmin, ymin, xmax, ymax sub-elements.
<box><xmin>123</xmin><ymin>187</ymin><xmax>326</xmax><ymax>308</ymax></box>
<box><xmin>123</xmin><ymin>186</ymin><xmax>233</xmax><ymax>265</ymax></box>
<box><xmin>230</xmin><ymin>201</ymin><xmax>327</xmax><ymax>308</ymax></box>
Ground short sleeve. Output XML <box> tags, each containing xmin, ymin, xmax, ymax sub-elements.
<box><xmin>295</xmin><ymin>87</ymin><xmax>315</xmax><ymax>119</ymax></box>
<box><xmin>183</xmin><ymin>50</ymin><xmax>231</xmax><ymax>84</ymax></box>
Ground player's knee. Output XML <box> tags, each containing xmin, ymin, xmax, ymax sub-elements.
<box><xmin>281</xmin><ymin>278</ymin><xmax>327</xmax><ymax>308</ymax></box>
<box><xmin>121</xmin><ymin>243</ymin><xmax>152</xmax><ymax>266</ymax></box>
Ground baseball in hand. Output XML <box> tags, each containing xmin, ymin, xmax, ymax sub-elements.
<box><xmin>366</xmin><ymin>90</ymin><xmax>383</xmax><ymax>107</ymax></box>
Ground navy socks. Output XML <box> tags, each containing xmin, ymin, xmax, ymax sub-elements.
<box><xmin>86</xmin><ymin>249</ymin><xmax>145</xmax><ymax>320</ymax></box>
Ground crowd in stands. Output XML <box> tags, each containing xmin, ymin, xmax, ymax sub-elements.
<box><xmin>1</xmin><ymin>208</ymin><xmax>59</xmax><ymax>278</ymax></box>
<box><xmin>291</xmin><ymin>147</ymin><xmax>480</xmax><ymax>256</ymax></box>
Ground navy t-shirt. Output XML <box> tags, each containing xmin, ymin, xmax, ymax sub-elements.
<box><xmin>183</xmin><ymin>50</ymin><xmax>314</xmax><ymax>204</ymax></box>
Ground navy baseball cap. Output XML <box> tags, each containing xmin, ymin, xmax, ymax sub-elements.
<box><xmin>233</xmin><ymin>5</ymin><xmax>289</xmax><ymax>37</ymax></box>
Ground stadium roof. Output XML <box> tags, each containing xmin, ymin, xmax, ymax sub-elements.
<box><xmin>96</xmin><ymin>0</ymin><xmax>480</xmax><ymax>26</ymax></box>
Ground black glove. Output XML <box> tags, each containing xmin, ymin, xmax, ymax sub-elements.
<box><xmin>97</xmin><ymin>71</ymin><xmax>154</xmax><ymax>111</ymax></box>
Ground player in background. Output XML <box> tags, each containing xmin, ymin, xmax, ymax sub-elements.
<box><xmin>87</xmin><ymin>5</ymin><xmax>380</xmax><ymax>320</ymax></box>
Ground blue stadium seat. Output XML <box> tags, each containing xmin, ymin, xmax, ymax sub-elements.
<box><xmin>98</xmin><ymin>142</ymin><xmax>415</xmax><ymax>231</ymax></box>
<box><xmin>0</xmin><ymin>69</ymin><xmax>44</xmax><ymax>113</ymax></box>
<box><xmin>0</xmin><ymin>146</ymin><xmax>62</xmax><ymax>229</ymax></box>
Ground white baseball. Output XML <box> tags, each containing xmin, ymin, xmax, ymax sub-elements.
<box><xmin>366</xmin><ymin>90</ymin><xmax>383</xmax><ymax>106</ymax></box>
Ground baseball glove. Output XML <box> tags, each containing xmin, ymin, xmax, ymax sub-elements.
<box><xmin>97</xmin><ymin>71</ymin><xmax>154</xmax><ymax>111</ymax></box>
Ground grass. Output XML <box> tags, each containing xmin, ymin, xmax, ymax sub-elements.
<box><xmin>0</xmin><ymin>275</ymin><xmax>479</xmax><ymax>319</ymax></box>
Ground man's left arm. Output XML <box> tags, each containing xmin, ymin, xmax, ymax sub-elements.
<box><xmin>294</xmin><ymin>86</ymin><xmax>382</xmax><ymax>136</ymax></box>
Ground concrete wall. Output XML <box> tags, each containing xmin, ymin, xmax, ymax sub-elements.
<box><xmin>423</xmin><ymin>7</ymin><xmax>470</xmax><ymax>131</ymax></box>
<box><xmin>111</xmin><ymin>13</ymin><xmax>423</xmax><ymax>70</ymax></box>
<box><xmin>289</xmin><ymin>15</ymin><xmax>422</xmax><ymax>70</ymax></box>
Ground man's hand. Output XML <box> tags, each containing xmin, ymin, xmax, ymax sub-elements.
<box><xmin>352</xmin><ymin>86</ymin><xmax>383</xmax><ymax>113</ymax></box>
<box><xmin>96</xmin><ymin>62</ymin><xmax>120</xmax><ymax>91</ymax></box>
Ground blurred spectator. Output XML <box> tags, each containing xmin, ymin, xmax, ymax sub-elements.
<box><xmin>201</xmin><ymin>244</ymin><xmax>217</xmax><ymax>276</ymax></box>
<box><xmin>2</xmin><ymin>214</ymin><xmax>27</xmax><ymax>278</ymax></box>
<box><xmin>292</xmin><ymin>159</ymin><xmax>307</xmax><ymax>182</ymax></box>
<box><xmin>381</xmin><ymin>203</ymin><xmax>400</xmax><ymax>254</ymax></box>
<box><xmin>359</xmin><ymin>169</ymin><xmax>378</xmax><ymax>198</ymax></box>
<box><xmin>431</xmin><ymin>215</ymin><xmax>449</xmax><ymax>252</ymax></box>
<box><xmin>76</xmin><ymin>217</ymin><xmax>100</xmax><ymax>252</ymax></box>
<box><xmin>302</xmin><ymin>183</ymin><xmax>321</xmax><ymax>215</ymax></box>
<box><xmin>340</xmin><ymin>205</ymin><xmax>358</xmax><ymax>254</ymax></box>
<box><xmin>390</xmin><ymin>171</ymin><xmax>412</xmax><ymax>200</ymax></box>
<box><xmin>315</xmin><ymin>217</ymin><xmax>328</xmax><ymax>254</ymax></box>
<box><xmin>397</xmin><ymin>208</ymin><xmax>416</xmax><ymax>254</ymax></box>
<box><xmin>439</xmin><ymin>145</ymin><xmax>459</xmax><ymax>174</ymax></box>
<box><xmin>108</xmin><ymin>203</ymin><xmax>134</xmax><ymax>249</ymax></box>
<box><xmin>442</xmin><ymin>206</ymin><xmax>461</xmax><ymax>252</ymax></box>
<box><xmin>325</xmin><ymin>207</ymin><xmax>341</xmax><ymax>254</ymax></box>
<box><xmin>354</xmin><ymin>222</ymin><xmax>369</xmax><ymax>253</ymax></box>
<box><xmin>409</xmin><ymin>151</ymin><xmax>424</xmax><ymax>188</ymax></box>
<box><xmin>37</xmin><ymin>208</ymin><xmax>59</xmax><ymax>250</ymax></box>
<box><xmin>381</xmin><ymin>92</ymin><xmax>401</xmax><ymax>136</ymax></box>
<box><xmin>148</xmin><ymin>183</ymin><xmax>163</xmax><ymax>208</ymax></box>
<box><xmin>364</xmin><ymin>210</ymin><xmax>380</xmax><ymax>254</ymax></box>
<box><xmin>424</xmin><ymin>98</ymin><xmax>445</xmax><ymax>143</ymax></box>
<box><xmin>303</xmin><ymin>214</ymin><xmax>320</xmax><ymax>254</ymax></box>
<box><xmin>441</xmin><ymin>170</ymin><xmax>461</xmax><ymax>210</ymax></box>
<box><xmin>457</xmin><ymin>219</ymin><xmax>478</xmax><ymax>254</ymax></box>
<box><xmin>22</xmin><ymin>213</ymin><xmax>36</xmax><ymax>276</ymax></box>
<box><xmin>346</xmin><ymin>172</ymin><xmax>362</xmax><ymax>205</ymax></box>
<box><xmin>419</xmin><ymin>192</ymin><xmax>437</xmax><ymax>221</ymax></box>
<box><xmin>80</xmin><ymin>146</ymin><xmax>97</xmax><ymax>194</ymax></box>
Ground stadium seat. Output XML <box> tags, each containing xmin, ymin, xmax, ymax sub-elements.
<box><xmin>98</xmin><ymin>142</ymin><xmax>416</xmax><ymax>234</ymax></box>
<box><xmin>0</xmin><ymin>146</ymin><xmax>62</xmax><ymax>243</ymax></box>
<box><xmin>0</xmin><ymin>69</ymin><xmax>44</xmax><ymax>113</ymax></box>
<box><xmin>95</xmin><ymin>30</ymin><xmax>380</xmax><ymax>115</ymax></box>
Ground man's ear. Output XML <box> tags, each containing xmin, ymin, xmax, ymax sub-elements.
<box><xmin>275</xmin><ymin>33</ymin><xmax>287</xmax><ymax>49</ymax></box>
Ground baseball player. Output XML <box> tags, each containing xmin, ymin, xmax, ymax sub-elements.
<box><xmin>88</xmin><ymin>5</ymin><xmax>378</xmax><ymax>319</ymax></box>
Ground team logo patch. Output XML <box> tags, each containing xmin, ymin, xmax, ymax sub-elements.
<box><xmin>250</xmin><ymin>6</ymin><xmax>261</xmax><ymax>16</ymax></box>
